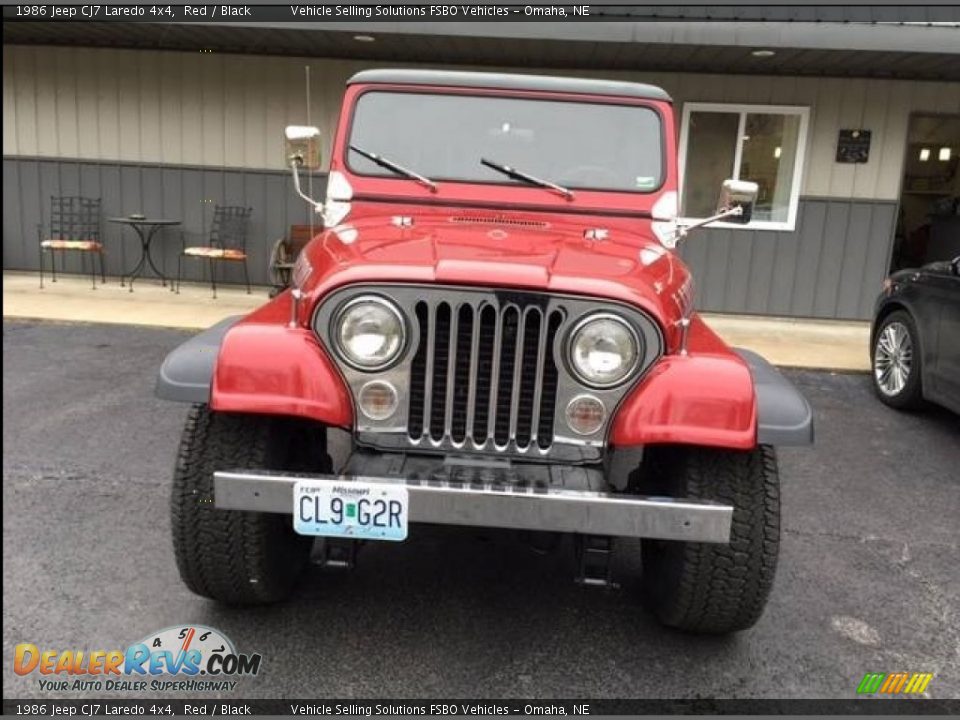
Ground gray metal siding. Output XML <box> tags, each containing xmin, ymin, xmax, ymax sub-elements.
<box><xmin>4</xmin><ymin>156</ymin><xmax>894</xmax><ymax>320</ymax></box>
<box><xmin>680</xmin><ymin>198</ymin><xmax>896</xmax><ymax>320</ymax></box>
<box><xmin>2</xmin><ymin>156</ymin><xmax>321</xmax><ymax>286</ymax></box>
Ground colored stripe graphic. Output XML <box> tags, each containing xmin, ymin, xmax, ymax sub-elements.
<box><xmin>857</xmin><ymin>673</ymin><xmax>885</xmax><ymax>694</ymax></box>
<box><xmin>857</xmin><ymin>672</ymin><xmax>933</xmax><ymax>695</ymax></box>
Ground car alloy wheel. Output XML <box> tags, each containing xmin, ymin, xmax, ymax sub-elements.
<box><xmin>874</xmin><ymin>321</ymin><xmax>913</xmax><ymax>397</ymax></box>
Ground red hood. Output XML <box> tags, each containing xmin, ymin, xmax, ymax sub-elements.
<box><xmin>299</xmin><ymin>211</ymin><xmax>692</xmax><ymax>344</ymax></box>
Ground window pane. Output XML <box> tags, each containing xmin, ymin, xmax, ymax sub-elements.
<box><xmin>739</xmin><ymin>113</ymin><xmax>801</xmax><ymax>223</ymax></box>
<box><xmin>348</xmin><ymin>92</ymin><xmax>663</xmax><ymax>192</ymax></box>
<box><xmin>682</xmin><ymin>111</ymin><xmax>739</xmax><ymax>217</ymax></box>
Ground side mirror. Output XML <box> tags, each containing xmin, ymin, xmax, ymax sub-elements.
<box><xmin>284</xmin><ymin>125</ymin><xmax>322</xmax><ymax>170</ymax></box>
<box><xmin>716</xmin><ymin>179</ymin><xmax>759</xmax><ymax>225</ymax></box>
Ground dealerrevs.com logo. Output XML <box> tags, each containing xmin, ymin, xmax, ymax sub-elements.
<box><xmin>14</xmin><ymin>625</ymin><xmax>262</xmax><ymax>692</ymax></box>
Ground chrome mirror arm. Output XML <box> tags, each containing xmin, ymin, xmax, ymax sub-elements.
<box><xmin>677</xmin><ymin>205</ymin><xmax>743</xmax><ymax>238</ymax></box>
<box><xmin>665</xmin><ymin>205</ymin><xmax>744</xmax><ymax>248</ymax></box>
<box><xmin>289</xmin><ymin>161</ymin><xmax>325</xmax><ymax>213</ymax></box>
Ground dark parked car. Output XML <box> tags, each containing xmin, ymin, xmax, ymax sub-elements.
<box><xmin>871</xmin><ymin>256</ymin><xmax>960</xmax><ymax>414</ymax></box>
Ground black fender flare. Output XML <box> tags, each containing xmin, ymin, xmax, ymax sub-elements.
<box><xmin>735</xmin><ymin>348</ymin><xmax>814</xmax><ymax>446</ymax></box>
<box><xmin>155</xmin><ymin>316</ymin><xmax>242</xmax><ymax>403</ymax></box>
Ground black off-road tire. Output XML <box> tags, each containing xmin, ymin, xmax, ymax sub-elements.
<box><xmin>640</xmin><ymin>445</ymin><xmax>780</xmax><ymax>634</ymax></box>
<box><xmin>871</xmin><ymin>310</ymin><xmax>924</xmax><ymax>410</ymax></box>
<box><xmin>171</xmin><ymin>405</ymin><xmax>332</xmax><ymax>605</ymax></box>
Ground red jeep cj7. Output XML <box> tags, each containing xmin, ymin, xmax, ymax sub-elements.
<box><xmin>157</xmin><ymin>70</ymin><xmax>813</xmax><ymax>634</ymax></box>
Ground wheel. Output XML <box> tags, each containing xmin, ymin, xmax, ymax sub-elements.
<box><xmin>639</xmin><ymin>445</ymin><xmax>780</xmax><ymax>634</ymax></box>
<box><xmin>871</xmin><ymin>310</ymin><xmax>923</xmax><ymax>409</ymax></box>
<box><xmin>170</xmin><ymin>405</ymin><xmax>332</xmax><ymax>604</ymax></box>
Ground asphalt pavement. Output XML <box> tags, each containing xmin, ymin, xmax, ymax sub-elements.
<box><xmin>3</xmin><ymin>319</ymin><xmax>958</xmax><ymax>700</ymax></box>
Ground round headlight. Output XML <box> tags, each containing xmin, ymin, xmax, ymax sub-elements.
<box><xmin>568</xmin><ymin>313</ymin><xmax>640</xmax><ymax>388</ymax></box>
<box><xmin>334</xmin><ymin>296</ymin><xmax>406</xmax><ymax>370</ymax></box>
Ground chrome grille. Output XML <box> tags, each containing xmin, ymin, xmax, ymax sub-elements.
<box><xmin>313</xmin><ymin>284</ymin><xmax>665</xmax><ymax>463</ymax></box>
<box><xmin>408</xmin><ymin>299</ymin><xmax>564</xmax><ymax>452</ymax></box>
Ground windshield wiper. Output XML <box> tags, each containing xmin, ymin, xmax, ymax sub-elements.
<box><xmin>480</xmin><ymin>158</ymin><xmax>574</xmax><ymax>200</ymax></box>
<box><xmin>349</xmin><ymin>144</ymin><xmax>437</xmax><ymax>193</ymax></box>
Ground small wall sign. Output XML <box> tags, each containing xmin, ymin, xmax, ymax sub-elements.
<box><xmin>836</xmin><ymin>129</ymin><xmax>872</xmax><ymax>164</ymax></box>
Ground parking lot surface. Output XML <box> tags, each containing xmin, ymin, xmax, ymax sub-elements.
<box><xmin>3</xmin><ymin>320</ymin><xmax>958</xmax><ymax>699</ymax></box>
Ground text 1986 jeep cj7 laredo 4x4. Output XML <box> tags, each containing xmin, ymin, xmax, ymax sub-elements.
<box><xmin>157</xmin><ymin>70</ymin><xmax>813</xmax><ymax>634</ymax></box>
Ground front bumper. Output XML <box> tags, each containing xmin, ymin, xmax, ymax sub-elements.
<box><xmin>214</xmin><ymin>454</ymin><xmax>733</xmax><ymax>543</ymax></box>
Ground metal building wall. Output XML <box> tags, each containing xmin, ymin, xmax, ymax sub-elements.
<box><xmin>1</xmin><ymin>157</ymin><xmax>323</xmax><ymax>286</ymax></box>
<box><xmin>4</xmin><ymin>45</ymin><xmax>960</xmax><ymax>317</ymax></box>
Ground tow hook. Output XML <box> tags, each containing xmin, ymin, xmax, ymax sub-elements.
<box><xmin>311</xmin><ymin>538</ymin><xmax>359</xmax><ymax>570</ymax></box>
<box><xmin>574</xmin><ymin>535</ymin><xmax>618</xmax><ymax>588</ymax></box>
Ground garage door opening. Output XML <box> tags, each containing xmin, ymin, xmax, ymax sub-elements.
<box><xmin>890</xmin><ymin>114</ymin><xmax>960</xmax><ymax>272</ymax></box>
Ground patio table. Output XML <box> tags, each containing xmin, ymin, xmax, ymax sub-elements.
<box><xmin>108</xmin><ymin>216</ymin><xmax>181</xmax><ymax>291</ymax></box>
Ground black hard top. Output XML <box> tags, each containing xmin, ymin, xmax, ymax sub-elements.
<box><xmin>347</xmin><ymin>69</ymin><xmax>672</xmax><ymax>102</ymax></box>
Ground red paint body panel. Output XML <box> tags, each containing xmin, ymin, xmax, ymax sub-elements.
<box><xmin>210</xmin><ymin>292</ymin><xmax>352</xmax><ymax>428</ymax></box>
<box><xmin>208</xmin><ymin>78</ymin><xmax>758</xmax><ymax>449</ymax></box>
<box><xmin>611</xmin><ymin>315</ymin><xmax>757</xmax><ymax>449</ymax></box>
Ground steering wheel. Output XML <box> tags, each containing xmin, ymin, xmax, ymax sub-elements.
<box><xmin>556</xmin><ymin>165</ymin><xmax>622</xmax><ymax>189</ymax></box>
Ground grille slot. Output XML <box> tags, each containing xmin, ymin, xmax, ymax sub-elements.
<box><xmin>408</xmin><ymin>298</ymin><xmax>564</xmax><ymax>453</ymax></box>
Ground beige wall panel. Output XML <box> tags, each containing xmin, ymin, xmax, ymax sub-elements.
<box><xmin>33</xmin><ymin>48</ymin><xmax>59</xmax><ymax>157</ymax></box>
<box><xmin>3</xmin><ymin>47</ymin><xmax>19</xmax><ymax>156</ymax></box>
<box><xmin>851</xmin><ymin>80</ymin><xmax>893</xmax><ymax>200</ymax></box>
<box><xmin>787</xmin><ymin>76</ymin><xmax>819</xmax><ymax>198</ymax></box>
<box><xmin>116</xmin><ymin>51</ymin><xmax>143</xmax><ymax>161</ymax></box>
<box><xmin>264</xmin><ymin>56</ymin><xmax>293</xmax><ymax>172</ymax></box>
<box><xmin>828</xmin><ymin>78</ymin><xmax>867</xmax><ymax>198</ymax></box>
<box><xmin>53</xmin><ymin>48</ymin><xmax>80</xmax><ymax>159</ymax></box>
<box><xmin>241</xmin><ymin>55</ymin><xmax>268</xmax><ymax>171</ymax></box>
<box><xmin>200</xmin><ymin>53</ymin><xmax>226</xmax><ymax>167</ymax></box>
<box><xmin>138</xmin><ymin>51</ymin><xmax>162</xmax><ymax>164</ymax></box>
<box><xmin>873</xmin><ymin>81</ymin><xmax>913</xmax><ymax>202</ymax></box>
<box><xmin>223</xmin><ymin>56</ymin><xmax>246</xmax><ymax>170</ymax></box>
<box><xmin>179</xmin><ymin>52</ymin><xmax>203</xmax><ymax>166</ymax></box>
<box><xmin>4</xmin><ymin>45</ymin><xmax>960</xmax><ymax>203</ymax></box>
<box><xmin>75</xmin><ymin>48</ymin><xmax>100</xmax><ymax>159</ymax></box>
<box><xmin>159</xmin><ymin>51</ymin><xmax>184</xmax><ymax>166</ymax></box>
<box><xmin>94</xmin><ymin>49</ymin><xmax>120</xmax><ymax>162</ymax></box>
<box><xmin>800</xmin><ymin>78</ymin><xmax>841</xmax><ymax>197</ymax></box>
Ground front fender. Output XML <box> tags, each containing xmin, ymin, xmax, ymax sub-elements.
<box><xmin>210</xmin><ymin>323</ymin><xmax>352</xmax><ymax>427</ymax></box>
<box><xmin>610</xmin><ymin>316</ymin><xmax>813</xmax><ymax>450</ymax></box>
<box><xmin>155</xmin><ymin>293</ymin><xmax>353</xmax><ymax>428</ymax></box>
<box><xmin>610</xmin><ymin>353</ymin><xmax>758</xmax><ymax>450</ymax></box>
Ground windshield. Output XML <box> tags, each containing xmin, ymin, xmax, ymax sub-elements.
<box><xmin>347</xmin><ymin>91</ymin><xmax>664</xmax><ymax>194</ymax></box>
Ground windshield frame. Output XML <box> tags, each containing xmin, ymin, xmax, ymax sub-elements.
<box><xmin>341</xmin><ymin>86</ymin><xmax>668</xmax><ymax>197</ymax></box>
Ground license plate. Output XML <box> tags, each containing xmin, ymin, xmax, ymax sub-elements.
<box><xmin>293</xmin><ymin>479</ymin><xmax>408</xmax><ymax>542</ymax></box>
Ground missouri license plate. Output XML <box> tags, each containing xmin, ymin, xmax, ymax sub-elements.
<box><xmin>293</xmin><ymin>479</ymin><xmax>408</xmax><ymax>542</ymax></box>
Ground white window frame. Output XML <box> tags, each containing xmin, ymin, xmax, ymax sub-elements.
<box><xmin>677</xmin><ymin>102</ymin><xmax>810</xmax><ymax>232</ymax></box>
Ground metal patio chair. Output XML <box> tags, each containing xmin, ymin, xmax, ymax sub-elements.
<box><xmin>37</xmin><ymin>196</ymin><xmax>105</xmax><ymax>289</ymax></box>
<box><xmin>176</xmin><ymin>205</ymin><xmax>253</xmax><ymax>299</ymax></box>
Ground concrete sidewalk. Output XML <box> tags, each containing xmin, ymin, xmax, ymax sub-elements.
<box><xmin>3</xmin><ymin>271</ymin><xmax>263</xmax><ymax>330</ymax></box>
<box><xmin>2</xmin><ymin>271</ymin><xmax>871</xmax><ymax>371</ymax></box>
